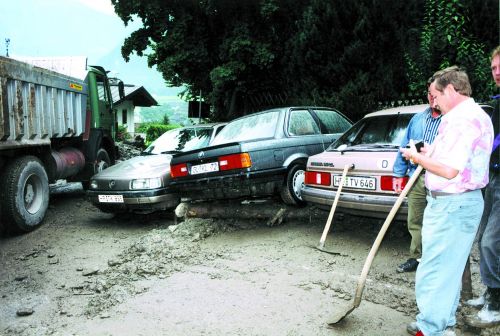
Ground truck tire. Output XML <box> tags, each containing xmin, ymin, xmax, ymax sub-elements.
<box><xmin>0</xmin><ymin>156</ymin><xmax>49</xmax><ymax>234</ymax></box>
<box><xmin>95</xmin><ymin>148</ymin><xmax>111</xmax><ymax>173</ymax></box>
<box><xmin>81</xmin><ymin>148</ymin><xmax>111</xmax><ymax>190</ymax></box>
<box><xmin>280</xmin><ymin>163</ymin><xmax>307</xmax><ymax>206</ymax></box>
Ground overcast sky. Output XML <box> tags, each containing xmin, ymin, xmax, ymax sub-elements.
<box><xmin>0</xmin><ymin>0</ymin><xmax>177</xmax><ymax>96</ymax></box>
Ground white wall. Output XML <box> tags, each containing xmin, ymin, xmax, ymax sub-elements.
<box><xmin>114</xmin><ymin>100</ymin><xmax>135</xmax><ymax>135</ymax></box>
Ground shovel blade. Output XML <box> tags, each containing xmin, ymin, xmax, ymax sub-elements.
<box><xmin>326</xmin><ymin>300</ymin><xmax>356</xmax><ymax>325</ymax></box>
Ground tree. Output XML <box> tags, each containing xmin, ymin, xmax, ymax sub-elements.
<box><xmin>405</xmin><ymin>0</ymin><xmax>497</xmax><ymax>101</ymax></box>
<box><xmin>112</xmin><ymin>0</ymin><xmax>497</xmax><ymax>122</ymax></box>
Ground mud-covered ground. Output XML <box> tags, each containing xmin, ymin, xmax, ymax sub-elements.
<box><xmin>1</xmin><ymin>182</ymin><xmax>498</xmax><ymax>336</ymax></box>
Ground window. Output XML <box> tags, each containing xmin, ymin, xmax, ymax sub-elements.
<box><xmin>313</xmin><ymin>109</ymin><xmax>352</xmax><ymax>134</ymax></box>
<box><xmin>288</xmin><ymin>110</ymin><xmax>320</xmax><ymax>136</ymax></box>
<box><xmin>122</xmin><ymin>109</ymin><xmax>127</xmax><ymax>125</ymax></box>
<box><xmin>211</xmin><ymin>111</ymin><xmax>279</xmax><ymax>146</ymax></box>
<box><xmin>330</xmin><ymin>113</ymin><xmax>414</xmax><ymax>149</ymax></box>
<box><xmin>144</xmin><ymin>127</ymin><xmax>214</xmax><ymax>154</ymax></box>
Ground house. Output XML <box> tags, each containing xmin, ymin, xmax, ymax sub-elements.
<box><xmin>110</xmin><ymin>80</ymin><xmax>158</xmax><ymax>136</ymax></box>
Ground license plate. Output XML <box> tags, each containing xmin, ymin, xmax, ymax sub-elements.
<box><xmin>98</xmin><ymin>194</ymin><xmax>124</xmax><ymax>203</ymax></box>
<box><xmin>333</xmin><ymin>175</ymin><xmax>376</xmax><ymax>190</ymax></box>
<box><xmin>191</xmin><ymin>162</ymin><xmax>219</xmax><ymax>175</ymax></box>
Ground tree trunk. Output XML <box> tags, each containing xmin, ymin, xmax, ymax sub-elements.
<box><xmin>174</xmin><ymin>200</ymin><xmax>328</xmax><ymax>225</ymax></box>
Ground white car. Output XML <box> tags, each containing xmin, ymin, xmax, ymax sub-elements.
<box><xmin>87</xmin><ymin>123</ymin><xmax>226</xmax><ymax>214</ymax></box>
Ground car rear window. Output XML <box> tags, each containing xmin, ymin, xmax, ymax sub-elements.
<box><xmin>329</xmin><ymin>113</ymin><xmax>414</xmax><ymax>150</ymax></box>
<box><xmin>312</xmin><ymin>109</ymin><xmax>352</xmax><ymax>134</ymax></box>
<box><xmin>211</xmin><ymin>111</ymin><xmax>280</xmax><ymax>145</ymax></box>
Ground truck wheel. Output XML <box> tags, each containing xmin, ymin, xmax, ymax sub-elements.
<box><xmin>280</xmin><ymin>163</ymin><xmax>307</xmax><ymax>206</ymax></box>
<box><xmin>95</xmin><ymin>148</ymin><xmax>111</xmax><ymax>173</ymax></box>
<box><xmin>81</xmin><ymin>148</ymin><xmax>111</xmax><ymax>190</ymax></box>
<box><xmin>0</xmin><ymin>156</ymin><xmax>49</xmax><ymax>234</ymax></box>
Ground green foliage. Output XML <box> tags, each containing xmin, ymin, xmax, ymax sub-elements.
<box><xmin>144</xmin><ymin>123</ymin><xmax>180</xmax><ymax>146</ymax></box>
<box><xmin>116</xmin><ymin>124</ymin><xmax>131</xmax><ymax>141</ymax></box>
<box><xmin>162</xmin><ymin>114</ymin><xmax>170</xmax><ymax>125</ymax></box>
<box><xmin>405</xmin><ymin>0</ymin><xmax>496</xmax><ymax>101</ymax></box>
<box><xmin>112</xmin><ymin>0</ymin><xmax>498</xmax><ymax>122</ymax></box>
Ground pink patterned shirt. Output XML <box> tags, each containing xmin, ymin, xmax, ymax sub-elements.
<box><xmin>425</xmin><ymin>98</ymin><xmax>494</xmax><ymax>193</ymax></box>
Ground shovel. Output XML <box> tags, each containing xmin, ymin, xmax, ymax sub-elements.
<box><xmin>327</xmin><ymin>163</ymin><xmax>424</xmax><ymax>325</ymax></box>
<box><xmin>315</xmin><ymin>163</ymin><xmax>353</xmax><ymax>253</ymax></box>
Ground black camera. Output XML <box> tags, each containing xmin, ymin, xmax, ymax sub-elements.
<box><xmin>406</xmin><ymin>140</ymin><xmax>424</xmax><ymax>152</ymax></box>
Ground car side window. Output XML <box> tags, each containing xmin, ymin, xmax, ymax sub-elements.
<box><xmin>313</xmin><ymin>109</ymin><xmax>352</xmax><ymax>134</ymax></box>
<box><xmin>288</xmin><ymin>110</ymin><xmax>320</xmax><ymax>136</ymax></box>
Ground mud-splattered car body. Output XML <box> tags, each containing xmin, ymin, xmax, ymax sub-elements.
<box><xmin>169</xmin><ymin>107</ymin><xmax>352</xmax><ymax>205</ymax></box>
<box><xmin>86</xmin><ymin>123</ymin><xmax>226</xmax><ymax>213</ymax></box>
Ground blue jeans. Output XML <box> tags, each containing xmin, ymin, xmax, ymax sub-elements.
<box><xmin>416</xmin><ymin>189</ymin><xmax>483</xmax><ymax>336</ymax></box>
<box><xmin>478</xmin><ymin>173</ymin><xmax>500</xmax><ymax>288</ymax></box>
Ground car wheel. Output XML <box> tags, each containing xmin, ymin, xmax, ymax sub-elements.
<box><xmin>280</xmin><ymin>163</ymin><xmax>306</xmax><ymax>206</ymax></box>
<box><xmin>0</xmin><ymin>156</ymin><xmax>49</xmax><ymax>234</ymax></box>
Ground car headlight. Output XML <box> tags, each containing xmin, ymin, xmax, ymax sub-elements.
<box><xmin>130</xmin><ymin>177</ymin><xmax>162</xmax><ymax>190</ymax></box>
<box><xmin>90</xmin><ymin>180</ymin><xmax>98</xmax><ymax>189</ymax></box>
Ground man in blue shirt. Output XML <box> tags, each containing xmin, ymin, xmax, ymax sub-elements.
<box><xmin>392</xmin><ymin>79</ymin><xmax>442</xmax><ymax>273</ymax></box>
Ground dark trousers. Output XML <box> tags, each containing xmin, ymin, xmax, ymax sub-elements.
<box><xmin>478</xmin><ymin>172</ymin><xmax>500</xmax><ymax>288</ymax></box>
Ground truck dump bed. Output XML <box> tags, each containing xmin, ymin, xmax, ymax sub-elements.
<box><xmin>0</xmin><ymin>56</ymin><xmax>87</xmax><ymax>150</ymax></box>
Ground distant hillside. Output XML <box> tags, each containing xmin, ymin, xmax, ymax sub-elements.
<box><xmin>136</xmin><ymin>96</ymin><xmax>190</xmax><ymax>125</ymax></box>
<box><xmin>95</xmin><ymin>45</ymin><xmax>193</xmax><ymax>126</ymax></box>
<box><xmin>95</xmin><ymin>44</ymin><xmax>182</xmax><ymax>97</ymax></box>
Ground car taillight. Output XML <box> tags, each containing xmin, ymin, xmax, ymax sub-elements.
<box><xmin>170</xmin><ymin>163</ymin><xmax>188</xmax><ymax>178</ymax></box>
<box><xmin>304</xmin><ymin>171</ymin><xmax>331</xmax><ymax>186</ymax></box>
<box><xmin>380</xmin><ymin>176</ymin><xmax>409</xmax><ymax>191</ymax></box>
<box><xmin>219</xmin><ymin>153</ymin><xmax>252</xmax><ymax>171</ymax></box>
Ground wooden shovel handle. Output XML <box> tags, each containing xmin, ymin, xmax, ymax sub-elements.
<box><xmin>318</xmin><ymin>163</ymin><xmax>351</xmax><ymax>248</ymax></box>
<box><xmin>353</xmin><ymin>164</ymin><xmax>424</xmax><ymax>307</ymax></box>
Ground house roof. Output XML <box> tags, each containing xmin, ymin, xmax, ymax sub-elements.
<box><xmin>110</xmin><ymin>83</ymin><xmax>158</xmax><ymax>107</ymax></box>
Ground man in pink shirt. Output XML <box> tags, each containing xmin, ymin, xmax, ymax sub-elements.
<box><xmin>401</xmin><ymin>66</ymin><xmax>494</xmax><ymax>336</ymax></box>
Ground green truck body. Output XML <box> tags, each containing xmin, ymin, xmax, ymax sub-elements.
<box><xmin>0</xmin><ymin>56</ymin><xmax>123</xmax><ymax>234</ymax></box>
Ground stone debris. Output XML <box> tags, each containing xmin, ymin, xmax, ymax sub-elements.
<box><xmin>82</xmin><ymin>268</ymin><xmax>99</xmax><ymax>276</ymax></box>
<box><xmin>16</xmin><ymin>308</ymin><xmax>34</xmax><ymax>316</ymax></box>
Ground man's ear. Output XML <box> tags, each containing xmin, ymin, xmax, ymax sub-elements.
<box><xmin>444</xmin><ymin>83</ymin><xmax>456</xmax><ymax>95</ymax></box>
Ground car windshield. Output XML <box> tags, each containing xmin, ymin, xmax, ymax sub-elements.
<box><xmin>143</xmin><ymin>127</ymin><xmax>214</xmax><ymax>154</ymax></box>
<box><xmin>328</xmin><ymin>113</ymin><xmax>414</xmax><ymax>151</ymax></box>
<box><xmin>211</xmin><ymin>111</ymin><xmax>279</xmax><ymax>145</ymax></box>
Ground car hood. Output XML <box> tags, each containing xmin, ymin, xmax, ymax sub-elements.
<box><xmin>93</xmin><ymin>154</ymin><xmax>173</xmax><ymax>179</ymax></box>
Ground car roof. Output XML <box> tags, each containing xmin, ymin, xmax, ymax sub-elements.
<box><xmin>364</xmin><ymin>104</ymin><xmax>428</xmax><ymax>118</ymax></box>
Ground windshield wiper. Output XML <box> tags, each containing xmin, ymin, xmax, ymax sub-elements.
<box><xmin>332</xmin><ymin>143</ymin><xmax>399</xmax><ymax>152</ymax></box>
<box><xmin>160</xmin><ymin>150</ymin><xmax>182</xmax><ymax>154</ymax></box>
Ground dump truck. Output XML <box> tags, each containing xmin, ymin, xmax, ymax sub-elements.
<box><xmin>0</xmin><ymin>55</ymin><xmax>124</xmax><ymax>234</ymax></box>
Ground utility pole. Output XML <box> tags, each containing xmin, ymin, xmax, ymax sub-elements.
<box><xmin>198</xmin><ymin>89</ymin><xmax>202</xmax><ymax>124</ymax></box>
<box><xmin>5</xmin><ymin>38</ymin><xmax>10</xmax><ymax>57</ymax></box>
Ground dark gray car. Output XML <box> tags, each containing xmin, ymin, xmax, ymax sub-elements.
<box><xmin>169</xmin><ymin>107</ymin><xmax>352</xmax><ymax>205</ymax></box>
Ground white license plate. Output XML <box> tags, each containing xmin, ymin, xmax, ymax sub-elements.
<box><xmin>333</xmin><ymin>175</ymin><xmax>376</xmax><ymax>190</ymax></box>
<box><xmin>191</xmin><ymin>162</ymin><xmax>219</xmax><ymax>175</ymax></box>
<box><xmin>98</xmin><ymin>194</ymin><xmax>124</xmax><ymax>203</ymax></box>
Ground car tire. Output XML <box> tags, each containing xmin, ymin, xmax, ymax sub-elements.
<box><xmin>280</xmin><ymin>163</ymin><xmax>307</xmax><ymax>206</ymax></box>
<box><xmin>0</xmin><ymin>156</ymin><xmax>49</xmax><ymax>234</ymax></box>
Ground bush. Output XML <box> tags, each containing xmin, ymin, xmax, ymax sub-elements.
<box><xmin>116</xmin><ymin>125</ymin><xmax>131</xmax><ymax>141</ymax></box>
<box><xmin>145</xmin><ymin>123</ymin><xmax>181</xmax><ymax>146</ymax></box>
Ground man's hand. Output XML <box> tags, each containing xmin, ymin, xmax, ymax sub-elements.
<box><xmin>393</xmin><ymin>177</ymin><xmax>405</xmax><ymax>193</ymax></box>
